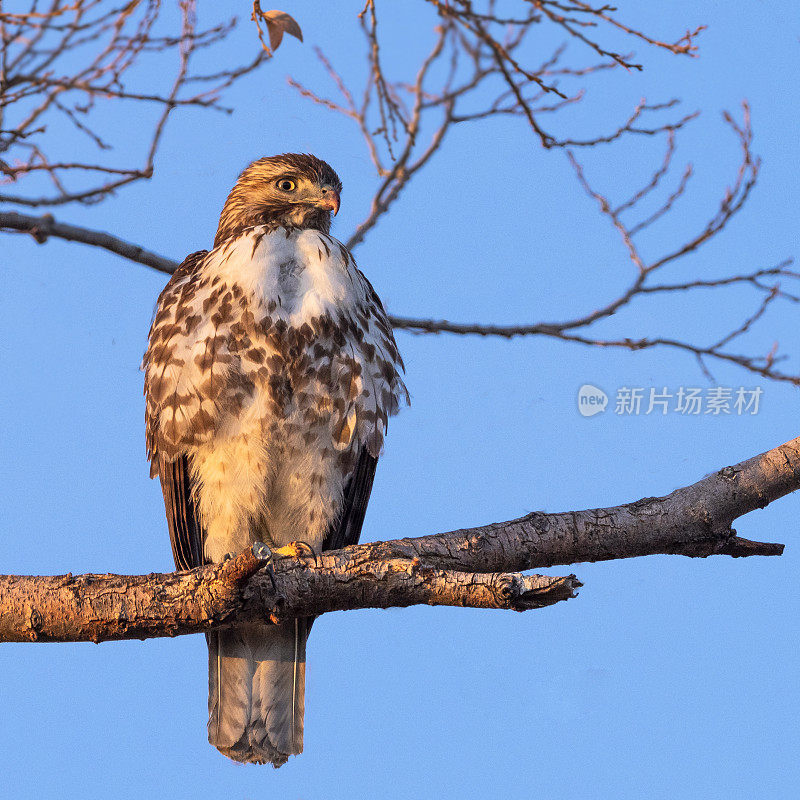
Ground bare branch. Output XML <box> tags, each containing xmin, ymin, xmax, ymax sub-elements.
<box><xmin>3</xmin><ymin>6</ymin><xmax>797</xmax><ymax>389</ymax></box>
<box><xmin>0</xmin><ymin>1</ymin><xmax>270</xmax><ymax>208</ymax></box>
<box><xmin>286</xmin><ymin>2</ymin><xmax>697</xmax><ymax>253</ymax></box>
<box><xmin>367</xmin><ymin>105</ymin><xmax>799</xmax><ymax>385</ymax></box>
<box><xmin>533</xmin><ymin>0</ymin><xmax>704</xmax><ymax>68</ymax></box>
<box><xmin>0</xmin><ymin>546</ymin><xmax>580</xmax><ymax>644</ymax></box>
<box><xmin>0</xmin><ymin>209</ymin><xmax>176</xmax><ymax>272</ymax></box>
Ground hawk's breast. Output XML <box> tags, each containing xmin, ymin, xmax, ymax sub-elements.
<box><xmin>143</xmin><ymin>225</ymin><xmax>407</xmax><ymax>557</ymax></box>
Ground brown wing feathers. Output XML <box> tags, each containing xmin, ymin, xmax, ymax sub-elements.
<box><xmin>158</xmin><ymin>454</ymin><xmax>205</xmax><ymax>570</ymax></box>
<box><xmin>322</xmin><ymin>446</ymin><xmax>377</xmax><ymax>552</ymax></box>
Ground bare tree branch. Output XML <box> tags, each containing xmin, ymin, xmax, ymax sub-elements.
<box><xmin>419</xmin><ymin>0</ymin><xmax>703</xmax><ymax>147</ymax></box>
<box><xmin>292</xmin><ymin>3</ymin><xmax>693</xmax><ymax>249</ymax></box>
<box><xmin>2</xmin><ymin>436</ymin><xmax>796</xmax><ymax>644</ymax></box>
<box><xmin>2</xmin><ymin>3</ymin><xmax>798</xmax><ymax>388</ymax></box>
<box><xmin>0</xmin><ymin>1</ymin><xmax>271</xmax><ymax>207</ymax></box>
<box><xmin>0</xmin><ymin>209</ymin><xmax>176</xmax><ymax>272</ymax></box>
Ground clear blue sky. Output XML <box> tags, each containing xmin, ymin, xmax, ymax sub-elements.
<box><xmin>1</xmin><ymin>3</ymin><xmax>798</xmax><ymax>798</ymax></box>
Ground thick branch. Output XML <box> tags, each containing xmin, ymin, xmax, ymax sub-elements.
<box><xmin>1</xmin><ymin>437</ymin><xmax>796</xmax><ymax>644</ymax></box>
<box><xmin>0</xmin><ymin>546</ymin><xmax>580</xmax><ymax>643</ymax></box>
<box><xmin>318</xmin><ymin>437</ymin><xmax>796</xmax><ymax>577</ymax></box>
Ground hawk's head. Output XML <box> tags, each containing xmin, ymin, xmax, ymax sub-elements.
<box><xmin>215</xmin><ymin>153</ymin><xmax>342</xmax><ymax>246</ymax></box>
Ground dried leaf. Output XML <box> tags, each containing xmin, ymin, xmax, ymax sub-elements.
<box><xmin>264</xmin><ymin>10</ymin><xmax>303</xmax><ymax>50</ymax></box>
<box><xmin>252</xmin><ymin>3</ymin><xmax>303</xmax><ymax>54</ymax></box>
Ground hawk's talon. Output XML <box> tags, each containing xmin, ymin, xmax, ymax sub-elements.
<box><xmin>253</xmin><ymin>541</ymin><xmax>278</xmax><ymax>591</ymax></box>
<box><xmin>295</xmin><ymin>540</ymin><xmax>317</xmax><ymax>558</ymax></box>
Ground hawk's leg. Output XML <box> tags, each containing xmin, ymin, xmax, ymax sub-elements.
<box><xmin>248</xmin><ymin>541</ymin><xmax>315</xmax><ymax>595</ymax></box>
<box><xmin>250</xmin><ymin>541</ymin><xmax>278</xmax><ymax>592</ymax></box>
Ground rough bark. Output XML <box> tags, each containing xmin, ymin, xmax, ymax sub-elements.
<box><xmin>0</xmin><ymin>437</ymin><xmax>797</xmax><ymax>644</ymax></box>
<box><xmin>0</xmin><ymin>549</ymin><xmax>580</xmax><ymax>643</ymax></box>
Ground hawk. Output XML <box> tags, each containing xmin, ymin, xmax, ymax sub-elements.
<box><xmin>142</xmin><ymin>153</ymin><xmax>407</xmax><ymax>766</ymax></box>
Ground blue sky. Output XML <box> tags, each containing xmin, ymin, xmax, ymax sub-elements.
<box><xmin>1</xmin><ymin>2</ymin><xmax>798</xmax><ymax>798</ymax></box>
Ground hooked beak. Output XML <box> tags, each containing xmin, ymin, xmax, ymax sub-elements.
<box><xmin>316</xmin><ymin>186</ymin><xmax>340</xmax><ymax>216</ymax></box>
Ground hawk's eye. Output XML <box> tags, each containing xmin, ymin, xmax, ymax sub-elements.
<box><xmin>276</xmin><ymin>179</ymin><xmax>296</xmax><ymax>192</ymax></box>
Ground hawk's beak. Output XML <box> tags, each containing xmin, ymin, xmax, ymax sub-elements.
<box><xmin>316</xmin><ymin>186</ymin><xmax>340</xmax><ymax>216</ymax></box>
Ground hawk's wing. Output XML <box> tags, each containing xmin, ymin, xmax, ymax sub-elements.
<box><xmin>145</xmin><ymin>249</ymin><xmax>210</xmax><ymax>571</ymax></box>
<box><xmin>158</xmin><ymin>454</ymin><xmax>206</xmax><ymax>570</ymax></box>
<box><xmin>322</xmin><ymin>447</ymin><xmax>378</xmax><ymax>552</ymax></box>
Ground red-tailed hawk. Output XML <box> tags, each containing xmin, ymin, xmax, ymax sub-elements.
<box><xmin>142</xmin><ymin>154</ymin><xmax>407</xmax><ymax>766</ymax></box>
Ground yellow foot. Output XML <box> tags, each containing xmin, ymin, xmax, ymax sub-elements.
<box><xmin>273</xmin><ymin>541</ymin><xmax>317</xmax><ymax>559</ymax></box>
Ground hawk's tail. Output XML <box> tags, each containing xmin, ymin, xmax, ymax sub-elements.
<box><xmin>207</xmin><ymin>619</ymin><xmax>307</xmax><ymax>766</ymax></box>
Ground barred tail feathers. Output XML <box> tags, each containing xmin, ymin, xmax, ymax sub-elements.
<box><xmin>207</xmin><ymin>620</ymin><xmax>306</xmax><ymax>766</ymax></box>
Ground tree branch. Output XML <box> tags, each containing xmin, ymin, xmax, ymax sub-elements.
<box><xmin>4</xmin><ymin>198</ymin><xmax>798</xmax><ymax>388</ymax></box>
<box><xmin>0</xmin><ymin>545</ymin><xmax>580</xmax><ymax>643</ymax></box>
<box><xmin>0</xmin><ymin>2</ymin><xmax>271</xmax><ymax>208</ymax></box>
<box><xmin>3</xmin><ymin>6</ymin><xmax>797</xmax><ymax>389</ymax></box>
<box><xmin>2</xmin><ymin>436</ymin><xmax>796</xmax><ymax>644</ymax></box>
<box><xmin>0</xmin><ymin>210</ymin><xmax>177</xmax><ymax>273</ymax></box>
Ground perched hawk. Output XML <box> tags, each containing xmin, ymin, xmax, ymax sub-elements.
<box><xmin>143</xmin><ymin>153</ymin><xmax>407</xmax><ymax>766</ymax></box>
